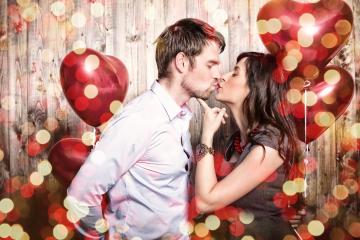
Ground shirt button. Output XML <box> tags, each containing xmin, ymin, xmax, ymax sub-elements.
<box><xmin>179</xmin><ymin>110</ymin><xmax>186</xmax><ymax>117</ymax></box>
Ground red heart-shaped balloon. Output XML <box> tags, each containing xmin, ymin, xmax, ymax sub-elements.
<box><xmin>60</xmin><ymin>48</ymin><xmax>128</xmax><ymax>127</ymax></box>
<box><xmin>48</xmin><ymin>138</ymin><xmax>92</xmax><ymax>188</ymax></box>
<box><xmin>288</xmin><ymin>66</ymin><xmax>354</xmax><ymax>143</ymax></box>
<box><xmin>257</xmin><ymin>0</ymin><xmax>353</xmax><ymax>70</ymax></box>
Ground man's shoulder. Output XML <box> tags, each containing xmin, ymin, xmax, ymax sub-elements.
<box><xmin>104</xmin><ymin>90</ymin><xmax>165</xmax><ymax>130</ymax></box>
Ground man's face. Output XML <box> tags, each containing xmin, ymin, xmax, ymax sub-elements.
<box><xmin>182</xmin><ymin>41</ymin><xmax>221</xmax><ymax>100</ymax></box>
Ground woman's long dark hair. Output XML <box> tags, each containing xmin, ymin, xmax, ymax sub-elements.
<box><xmin>238</xmin><ymin>52</ymin><xmax>300</xmax><ymax>174</ymax></box>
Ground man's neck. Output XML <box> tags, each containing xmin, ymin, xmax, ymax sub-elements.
<box><xmin>158</xmin><ymin>78</ymin><xmax>190</xmax><ymax>106</ymax></box>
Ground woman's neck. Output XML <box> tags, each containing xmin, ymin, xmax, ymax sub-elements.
<box><xmin>229</xmin><ymin>104</ymin><xmax>248</xmax><ymax>142</ymax></box>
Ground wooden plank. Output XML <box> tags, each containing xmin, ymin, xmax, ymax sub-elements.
<box><xmin>0</xmin><ymin>0</ymin><xmax>10</xmax><ymax>188</ymax></box>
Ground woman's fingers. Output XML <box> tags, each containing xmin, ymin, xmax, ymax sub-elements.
<box><xmin>197</xmin><ymin>98</ymin><xmax>210</xmax><ymax>111</ymax></box>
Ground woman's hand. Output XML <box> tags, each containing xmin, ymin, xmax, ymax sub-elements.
<box><xmin>197</xmin><ymin>99</ymin><xmax>228</xmax><ymax>145</ymax></box>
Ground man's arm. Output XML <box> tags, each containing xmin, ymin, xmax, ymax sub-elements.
<box><xmin>66</xmin><ymin>113</ymin><xmax>152</xmax><ymax>238</ymax></box>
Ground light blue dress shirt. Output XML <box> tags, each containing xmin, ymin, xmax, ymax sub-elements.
<box><xmin>67</xmin><ymin>81</ymin><xmax>193</xmax><ymax>240</ymax></box>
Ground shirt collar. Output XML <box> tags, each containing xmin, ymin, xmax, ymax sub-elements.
<box><xmin>151</xmin><ymin>80</ymin><xmax>192</xmax><ymax>121</ymax></box>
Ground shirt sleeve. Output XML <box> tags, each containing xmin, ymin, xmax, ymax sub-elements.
<box><xmin>250</xmin><ymin>126</ymin><xmax>282</xmax><ymax>151</ymax></box>
<box><xmin>66</xmin><ymin>112</ymin><xmax>153</xmax><ymax>238</ymax></box>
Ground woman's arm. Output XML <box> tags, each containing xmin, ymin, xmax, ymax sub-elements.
<box><xmin>195</xmin><ymin>143</ymin><xmax>284</xmax><ymax>213</ymax></box>
<box><xmin>195</xmin><ymin>99</ymin><xmax>284</xmax><ymax>213</ymax></box>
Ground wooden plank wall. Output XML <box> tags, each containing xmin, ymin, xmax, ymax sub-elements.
<box><xmin>0</xmin><ymin>0</ymin><xmax>359</xmax><ymax>237</ymax></box>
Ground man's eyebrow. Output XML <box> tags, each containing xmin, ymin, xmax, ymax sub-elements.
<box><xmin>208</xmin><ymin>60</ymin><xmax>220</xmax><ymax>65</ymax></box>
<box><xmin>234</xmin><ymin>66</ymin><xmax>240</xmax><ymax>71</ymax></box>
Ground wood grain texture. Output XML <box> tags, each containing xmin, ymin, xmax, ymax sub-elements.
<box><xmin>0</xmin><ymin>0</ymin><xmax>358</xmax><ymax>218</ymax></box>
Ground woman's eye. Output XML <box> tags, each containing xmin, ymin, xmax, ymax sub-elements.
<box><xmin>232</xmin><ymin>73</ymin><xmax>237</xmax><ymax>77</ymax></box>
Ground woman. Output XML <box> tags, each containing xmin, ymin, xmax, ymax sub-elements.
<box><xmin>195</xmin><ymin>52</ymin><xmax>301</xmax><ymax>239</ymax></box>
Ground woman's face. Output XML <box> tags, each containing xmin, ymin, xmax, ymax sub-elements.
<box><xmin>215</xmin><ymin>58</ymin><xmax>250</xmax><ymax>106</ymax></box>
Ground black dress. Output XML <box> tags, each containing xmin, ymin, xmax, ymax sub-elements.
<box><xmin>222</xmin><ymin>125</ymin><xmax>299</xmax><ymax>240</ymax></box>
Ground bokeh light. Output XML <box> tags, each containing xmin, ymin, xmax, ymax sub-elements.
<box><xmin>194</xmin><ymin>222</ymin><xmax>209</xmax><ymax>237</ymax></box>
<box><xmin>350</xmin><ymin>123</ymin><xmax>360</xmax><ymax>138</ymax></box>
<box><xmin>290</xmin><ymin>77</ymin><xmax>304</xmax><ymax>90</ymax></box>
<box><xmin>335</xmin><ymin>19</ymin><xmax>352</xmax><ymax>35</ymax></box>
<box><xmin>10</xmin><ymin>224</ymin><xmax>24</xmax><ymax>240</ymax></box>
<box><xmin>257</xmin><ymin>20</ymin><xmax>268</xmax><ymax>34</ymax></box>
<box><xmin>303</xmin><ymin>64</ymin><xmax>319</xmax><ymax>80</ymax></box>
<box><xmin>37</xmin><ymin>160</ymin><xmax>52</xmax><ymax>176</ymax></box>
<box><xmin>72</xmin><ymin>40</ymin><xmax>87</xmax><ymax>54</ymax></box>
<box><xmin>21</xmin><ymin>2</ymin><xmax>40</xmax><ymax>22</ymax></box>
<box><xmin>282</xmin><ymin>55</ymin><xmax>298</xmax><ymax>71</ymax></box>
<box><xmin>321</xmin><ymin>33</ymin><xmax>338</xmax><ymax>49</ymax></box>
<box><xmin>348</xmin><ymin>222</ymin><xmax>360</xmax><ymax>238</ymax></box>
<box><xmin>29</xmin><ymin>171</ymin><xmax>44</xmax><ymax>186</ymax></box>
<box><xmin>110</xmin><ymin>100</ymin><xmax>123</xmax><ymax>114</ymax></box>
<box><xmin>205</xmin><ymin>215</ymin><xmax>220</xmax><ymax>230</ymax></box>
<box><xmin>267</xmin><ymin>18</ymin><xmax>282</xmax><ymax>34</ymax></box>
<box><xmin>283</xmin><ymin>180</ymin><xmax>297</xmax><ymax>196</ymax></box>
<box><xmin>50</xmin><ymin>1</ymin><xmax>66</xmax><ymax>17</ymax></box>
<box><xmin>71</xmin><ymin>12</ymin><xmax>87</xmax><ymax>28</ymax></box>
<box><xmin>299</xmin><ymin>13</ymin><xmax>315</xmax><ymax>27</ymax></box>
<box><xmin>95</xmin><ymin>218</ymin><xmax>109</xmax><ymax>233</ymax></box>
<box><xmin>36</xmin><ymin>129</ymin><xmax>51</xmax><ymax>144</ymax></box>
<box><xmin>241</xmin><ymin>236</ymin><xmax>255</xmax><ymax>240</ymax></box>
<box><xmin>302</xmin><ymin>91</ymin><xmax>318</xmax><ymax>106</ymax></box>
<box><xmin>314</xmin><ymin>112</ymin><xmax>335</xmax><ymax>127</ymax></box>
<box><xmin>343</xmin><ymin>179</ymin><xmax>358</xmax><ymax>194</ymax></box>
<box><xmin>17</xmin><ymin>0</ymin><xmax>31</xmax><ymax>7</ymax></box>
<box><xmin>53</xmin><ymin>224</ymin><xmax>68</xmax><ymax>240</ymax></box>
<box><xmin>239</xmin><ymin>210</ymin><xmax>254</xmax><ymax>224</ymax></box>
<box><xmin>44</xmin><ymin>117</ymin><xmax>59</xmax><ymax>132</ymax></box>
<box><xmin>298</xmin><ymin>28</ymin><xmax>314</xmax><ymax>47</ymax></box>
<box><xmin>307</xmin><ymin>220</ymin><xmax>324</xmax><ymax>236</ymax></box>
<box><xmin>0</xmin><ymin>223</ymin><xmax>11</xmax><ymax>238</ymax></box>
<box><xmin>90</xmin><ymin>2</ymin><xmax>104</xmax><ymax>18</ymax></box>
<box><xmin>332</xmin><ymin>184</ymin><xmax>349</xmax><ymax>200</ymax></box>
<box><xmin>0</xmin><ymin>198</ymin><xmax>14</xmax><ymax>214</ymax></box>
<box><xmin>324</xmin><ymin>69</ymin><xmax>341</xmax><ymax>85</ymax></box>
<box><xmin>294</xmin><ymin>177</ymin><xmax>306</xmax><ymax>193</ymax></box>
<box><xmin>82</xmin><ymin>131</ymin><xmax>96</xmax><ymax>146</ymax></box>
<box><xmin>85</xmin><ymin>55</ymin><xmax>100</xmax><ymax>72</ymax></box>
<box><xmin>84</xmin><ymin>84</ymin><xmax>99</xmax><ymax>99</ymax></box>
<box><xmin>287</xmin><ymin>89</ymin><xmax>302</xmax><ymax>104</ymax></box>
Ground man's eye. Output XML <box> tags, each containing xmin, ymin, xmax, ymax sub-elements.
<box><xmin>232</xmin><ymin>73</ymin><xmax>237</xmax><ymax>77</ymax></box>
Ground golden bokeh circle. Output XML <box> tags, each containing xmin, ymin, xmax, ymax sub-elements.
<box><xmin>321</xmin><ymin>33</ymin><xmax>338</xmax><ymax>49</ymax></box>
<box><xmin>332</xmin><ymin>184</ymin><xmax>349</xmax><ymax>200</ymax></box>
<box><xmin>324</xmin><ymin>69</ymin><xmax>341</xmax><ymax>85</ymax></box>
<box><xmin>335</xmin><ymin>19</ymin><xmax>352</xmax><ymax>36</ymax></box>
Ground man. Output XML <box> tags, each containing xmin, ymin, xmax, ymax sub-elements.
<box><xmin>67</xmin><ymin>18</ymin><xmax>225</xmax><ymax>239</ymax></box>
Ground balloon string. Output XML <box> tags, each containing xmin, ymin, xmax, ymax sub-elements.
<box><xmin>92</xmin><ymin>127</ymin><xmax>97</xmax><ymax>147</ymax></box>
<box><xmin>304</xmin><ymin>88</ymin><xmax>308</xmax><ymax>198</ymax></box>
<box><xmin>303</xmin><ymin>80</ymin><xmax>311</xmax><ymax>199</ymax></box>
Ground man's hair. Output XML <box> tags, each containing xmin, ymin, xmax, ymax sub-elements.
<box><xmin>154</xmin><ymin>18</ymin><xmax>225</xmax><ymax>79</ymax></box>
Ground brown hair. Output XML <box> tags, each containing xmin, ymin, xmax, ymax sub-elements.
<box><xmin>155</xmin><ymin>18</ymin><xmax>225</xmax><ymax>79</ymax></box>
<box><xmin>238</xmin><ymin>52</ymin><xmax>300</xmax><ymax>174</ymax></box>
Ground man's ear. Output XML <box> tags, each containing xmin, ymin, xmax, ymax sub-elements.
<box><xmin>174</xmin><ymin>52</ymin><xmax>189</xmax><ymax>73</ymax></box>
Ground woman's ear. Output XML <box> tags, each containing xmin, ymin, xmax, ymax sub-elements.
<box><xmin>174</xmin><ymin>52</ymin><xmax>189</xmax><ymax>73</ymax></box>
